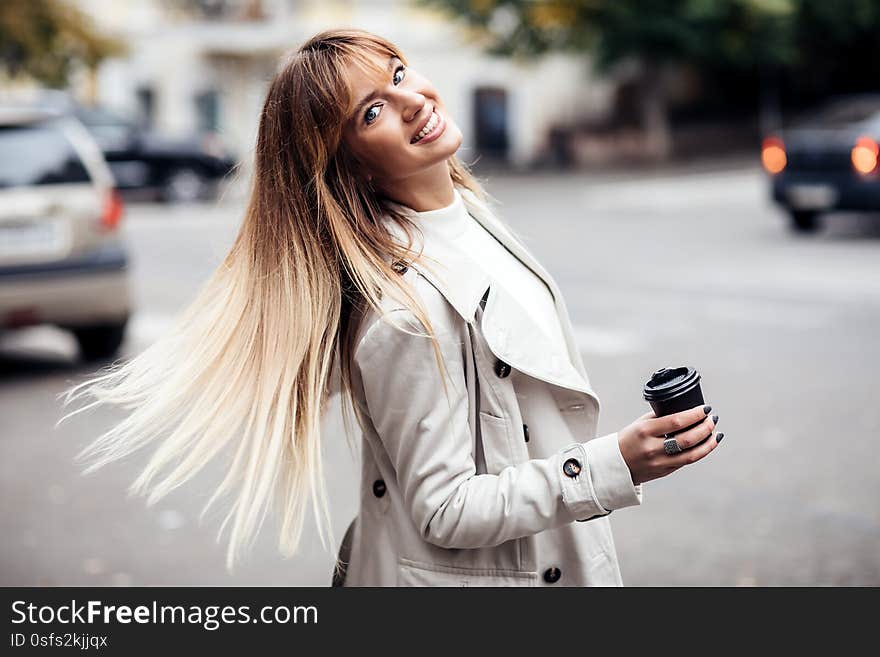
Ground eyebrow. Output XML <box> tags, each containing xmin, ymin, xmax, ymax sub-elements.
<box><xmin>351</xmin><ymin>57</ymin><xmax>398</xmax><ymax>122</ymax></box>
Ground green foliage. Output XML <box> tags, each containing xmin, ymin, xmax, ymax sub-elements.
<box><xmin>786</xmin><ymin>0</ymin><xmax>880</xmax><ymax>100</ymax></box>
<box><xmin>0</xmin><ymin>0</ymin><xmax>126</xmax><ymax>88</ymax></box>
<box><xmin>419</xmin><ymin>0</ymin><xmax>880</xmax><ymax>101</ymax></box>
<box><xmin>419</xmin><ymin>0</ymin><xmax>798</xmax><ymax>70</ymax></box>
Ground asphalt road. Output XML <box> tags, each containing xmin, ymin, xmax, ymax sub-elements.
<box><xmin>2</xmin><ymin>163</ymin><xmax>879</xmax><ymax>586</ymax></box>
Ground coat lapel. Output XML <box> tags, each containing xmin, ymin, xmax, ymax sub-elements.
<box><xmin>381</xmin><ymin>188</ymin><xmax>599</xmax><ymax>403</ymax></box>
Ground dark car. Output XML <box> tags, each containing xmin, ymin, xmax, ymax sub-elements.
<box><xmin>761</xmin><ymin>94</ymin><xmax>880</xmax><ymax>233</ymax></box>
<box><xmin>73</xmin><ymin>105</ymin><xmax>238</xmax><ymax>203</ymax></box>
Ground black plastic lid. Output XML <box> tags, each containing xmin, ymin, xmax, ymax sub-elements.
<box><xmin>643</xmin><ymin>366</ymin><xmax>701</xmax><ymax>401</ymax></box>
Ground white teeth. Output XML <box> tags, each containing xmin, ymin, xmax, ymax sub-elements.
<box><xmin>413</xmin><ymin>112</ymin><xmax>439</xmax><ymax>143</ymax></box>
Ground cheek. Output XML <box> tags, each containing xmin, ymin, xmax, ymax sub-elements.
<box><xmin>364</xmin><ymin>126</ymin><xmax>410</xmax><ymax>163</ymax></box>
<box><xmin>444</xmin><ymin>115</ymin><xmax>463</xmax><ymax>140</ymax></box>
<box><xmin>357</xmin><ymin>130</ymin><xmax>406</xmax><ymax>176</ymax></box>
<box><xmin>349</xmin><ymin>130</ymin><xmax>392</xmax><ymax>165</ymax></box>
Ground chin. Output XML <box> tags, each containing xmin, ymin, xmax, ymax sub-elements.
<box><xmin>434</xmin><ymin>123</ymin><xmax>464</xmax><ymax>159</ymax></box>
<box><xmin>440</xmin><ymin>137</ymin><xmax>463</xmax><ymax>161</ymax></box>
<box><xmin>448</xmin><ymin>126</ymin><xmax>464</xmax><ymax>153</ymax></box>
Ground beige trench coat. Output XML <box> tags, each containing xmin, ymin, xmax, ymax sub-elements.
<box><xmin>342</xmin><ymin>188</ymin><xmax>643</xmax><ymax>586</ymax></box>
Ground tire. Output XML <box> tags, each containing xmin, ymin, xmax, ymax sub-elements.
<box><xmin>72</xmin><ymin>320</ymin><xmax>128</xmax><ymax>362</ymax></box>
<box><xmin>163</xmin><ymin>167</ymin><xmax>208</xmax><ymax>203</ymax></box>
<box><xmin>789</xmin><ymin>210</ymin><xmax>822</xmax><ymax>233</ymax></box>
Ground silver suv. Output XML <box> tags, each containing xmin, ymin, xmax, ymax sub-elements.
<box><xmin>0</xmin><ymin>106</ymin><xmax>131</xmax><ymax>361</ymax></box>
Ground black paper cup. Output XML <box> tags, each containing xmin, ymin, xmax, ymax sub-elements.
<box><xmin>643</xmin><ymin>366</ymin><xmax>705</xmax><ymax>439</ymax></box>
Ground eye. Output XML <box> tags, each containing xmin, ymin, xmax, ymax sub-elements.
<box><xmin>363</xmin><ymin>65</ymin><xmax>407</xmax><ymax>125</ymax></box>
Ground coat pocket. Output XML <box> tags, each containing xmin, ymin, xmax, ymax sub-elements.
<box><xmin>477</xmin><ymin>411</ymin><xmax>514</xmax><ymax>475</ymax></box>
<box><xmin>397</xmin><ymin>557</ymin><xmax>538</xmax><ymax>587</ymax></box>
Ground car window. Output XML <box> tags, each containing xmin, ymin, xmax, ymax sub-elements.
<box><xmin>0</xmin><ymin>121</ymin><xmax>91</xmax><ymax>188</ymax></box>
<box><xmin>791</xmin><ymin>96</ymin><xmax>880</xmax><ymax>128</ymax></box>
<box><xmin>84</xmin><ymin>123</ymin><xmax>136</xmax><ymax>151</ymax></box>
<box><xmin>75</xmin><ymin>106</ymin><xmax>134</xmax><ymax>128</ymax></box>
<box><xmin>74</xmin><ymin>107</ymin><xmax>139</xmax><ymax>151</ymax></box>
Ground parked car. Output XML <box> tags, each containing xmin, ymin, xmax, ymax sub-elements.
<box><xmin>0</xmin><ymin>106</ymin><xmax>131</xmax><ymax>361</ymax></box>
<box><xmin>73</xmin><ymin>105</ymin><xmax>238</xmax><ymax>203</ymax></box>
<box><xmin>761</xmin><ymin>94</ymin><xmax>880</xmax><ymax>233</ymax></box>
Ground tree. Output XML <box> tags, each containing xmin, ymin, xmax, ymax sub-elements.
<box><xmin>0</xmin><ymin>0</ymin><xmax>126</xmax><ymax>89</ymax></box>
<box><xmin>419</xmin><ymin>0</ymin><xmax>797</xmax><ymax>159</ymax></box>
<box><xmin>785</xmin><ymin>0</ymin><xmax>880</xmax><ymax>106</ymax></box>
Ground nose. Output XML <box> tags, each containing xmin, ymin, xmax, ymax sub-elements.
<box><xmin>398</xmin><ymin>89</ymin><xmax>427</xmax><ymax>123</ymax></box>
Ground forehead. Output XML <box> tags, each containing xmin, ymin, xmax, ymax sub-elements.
<box><xmin>345</xmin><ymin>51</ymin><xmax>396</xmax><ymax>95</ymax></box>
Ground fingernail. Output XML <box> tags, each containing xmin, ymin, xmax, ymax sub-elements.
<box><xmin>716</xmin><ymin>433</ymin><xmax>724</xmax><ymax>444</ymax></box>
<box><xmin>712</xmin><ymin>415</ymin><xmax>719</xmax><ymax>425</ymax></box>
<box><xmin>703</xmin><ymin>404</ymin><xmax>712</xmax><ymax>414</ymax></box>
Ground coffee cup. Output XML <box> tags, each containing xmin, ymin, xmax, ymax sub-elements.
<box><xmin>643</xmin><ymin>366</ymin><xmax>706</xmax><ymax>440</ymax></box>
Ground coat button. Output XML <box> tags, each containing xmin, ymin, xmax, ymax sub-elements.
<box><xmin>523</xmin><ymin>423</ymin><xmax>530</xmax><ymax>443</ymax></box>
<box><xmin>372</xmin><ymin>479</ymin><xmax>386</xmax><ymax>498</ymax></box>
<box><xmin>494</xmin><ymin>359</ymin><xmax>511</xmax><ymax>378</ymax></box>
<box><xmin>543</xmin><ymin>567</ymin><xmax>562</xmax><ymax>583</ymax></box>
<box><xmin>563</xmin><ymin>458</ymin><xmax>582</xmax><ymax>478</ymax></box>
<box><xmin>391</xmin><ymin>260</ymin><xmax>408</xmax><ymax>274</ymax></box>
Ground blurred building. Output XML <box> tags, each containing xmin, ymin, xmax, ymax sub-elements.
<box><xmin>71</xmin><ymin>0</ymin><xmax>615</xmax><ymax>171</ymax></box>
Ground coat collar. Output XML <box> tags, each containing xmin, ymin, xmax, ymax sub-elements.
<box><xmin>381</xmin><ymin>187</ymin><xmax>599</xmax><ymax>403</ymax></box>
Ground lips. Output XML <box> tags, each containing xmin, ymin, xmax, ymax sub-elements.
<box><xmin>411</xmin><ymin>108</ymin><xmax>437</xmax><ymax>144</ymax></box>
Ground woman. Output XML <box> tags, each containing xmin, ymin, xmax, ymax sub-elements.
<box><xmin>57</xmin><ymin>29</ymin><xmax>722</xmax><ymax>586</ymax></box>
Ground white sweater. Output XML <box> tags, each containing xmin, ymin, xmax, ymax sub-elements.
<box><xmin>389</xmin><ymin>188</ymin><xmax>568</xmax><ymax>352</ymax></box>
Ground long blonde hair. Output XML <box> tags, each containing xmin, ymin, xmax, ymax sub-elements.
<box><xmin>55</xmin><ymin>28</ymin><xmax>491</xmax><ymax>572</ymax></box>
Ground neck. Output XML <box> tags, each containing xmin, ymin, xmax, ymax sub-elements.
<box><xmin>377</xmin><ymin>161</ymin><xmax>455</xmax><ymax>212</ymax></box>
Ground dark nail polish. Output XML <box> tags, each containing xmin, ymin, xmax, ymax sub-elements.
<box><xmin>712</xmin><ymin>415</ymin><xmax>719</xmax><ymax>425</ymax></box>
<box><xmin>703</xmin><ymin>404</ymin><xmax>712</xmax><ymax>414</ymax></box>
<box><xmin>716</xmin><ymin>433</ymin><xmax>724</xmax><ymax>444</ymax></box>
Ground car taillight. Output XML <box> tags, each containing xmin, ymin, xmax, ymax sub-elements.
<box><xmin>851</xmin><ymin>136</ymin><xmax>879</xmax><ymax>175</ymax></box>
<box><xmin>761</xmin><ymin>136</ymin><xmax>786</xmax><ymax>174</ymax></box>
<box><xmin>100</xmin><ymin>188</ymin><xmax>124</xmax><ymax>231</ymax></box>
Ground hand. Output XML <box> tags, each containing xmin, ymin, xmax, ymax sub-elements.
<box><xmin>617</xmin><ymin>404</ymin><xmax>722</xmax><ymax>486</ymax></box>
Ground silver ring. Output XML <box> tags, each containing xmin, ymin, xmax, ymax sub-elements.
<box><xmin>663</xmin><ymin>437</ymin><xmax>683</xmax><ymax>455</ymax></box>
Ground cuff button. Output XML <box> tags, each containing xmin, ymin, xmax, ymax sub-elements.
<box><xmin>562</xmin><ymin>458</ymin><xmax>582</xmax><ymax>478</ymax></box>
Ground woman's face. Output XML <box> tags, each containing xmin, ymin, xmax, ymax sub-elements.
<box><xmin>341</xmin><ymin>52</ymin><xmax>463</xmax><ymax>190</ymax></box>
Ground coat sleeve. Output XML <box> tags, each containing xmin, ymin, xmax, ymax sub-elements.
<box><xmin>354</xmin><ymin>307</ymin><xmax>641</xmax><ymax>550</ymax></box>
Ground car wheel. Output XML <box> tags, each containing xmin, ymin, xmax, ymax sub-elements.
<box><xmin>72</xmin><ymin>320</ymin><xmax>128</xmax><ymax>362</ymax></box>
<box><xmin>163</xmin><ymin>167</ymin><xmax>207</xmax><ymax>203</ymax></box>
<box><xmin>789</xmin><ymin>210</ymin><xmax>822</xmax><ymax>233</ymax></box>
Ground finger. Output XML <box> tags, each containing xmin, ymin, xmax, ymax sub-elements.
<box><xmin>666</xmin><ymin>431</ymin><xmax>723</xmax><ymax>468</ymax></box>
<box><xmin>644</xmin><ymin>403</ymin><xmax>711</xmax><ymax>437</ymax></box>
<box><xmin>663</xmin><ymin>413</ymin><xmax>717</xmax><ymax>450</ymax></box>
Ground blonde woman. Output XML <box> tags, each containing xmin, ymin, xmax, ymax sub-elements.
<box><xmin>58</xmin><ymin>29</ymin><xmax>723</xmax><ymax>587</ymax></box>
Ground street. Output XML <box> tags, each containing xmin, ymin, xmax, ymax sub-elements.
<box><xmin>2</xmin><ymin>163</ymin><xmax>879</xmax><ymax>586</ymax></box>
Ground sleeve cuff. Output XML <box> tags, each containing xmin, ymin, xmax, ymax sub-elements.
<box><xmin>583</xmin><ymin>432</ymin><xmax>643</xmax><ymax>511</ymax></box>
<box><xmin>557</xmin><ymin>443</ymin><xmax>612</xmax><ymax>520</ymax></box>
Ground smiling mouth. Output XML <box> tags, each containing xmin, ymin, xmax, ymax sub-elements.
<box><xmin>411</xmin><ymin>111</ymin><xmax>441</xmax><ymax>144</ymax></box>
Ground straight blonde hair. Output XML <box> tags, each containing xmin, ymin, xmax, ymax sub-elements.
<box><xmin>56</xmin><ymin>28</ymin><xmax>494</xmax><ymax>572</ymax></box>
